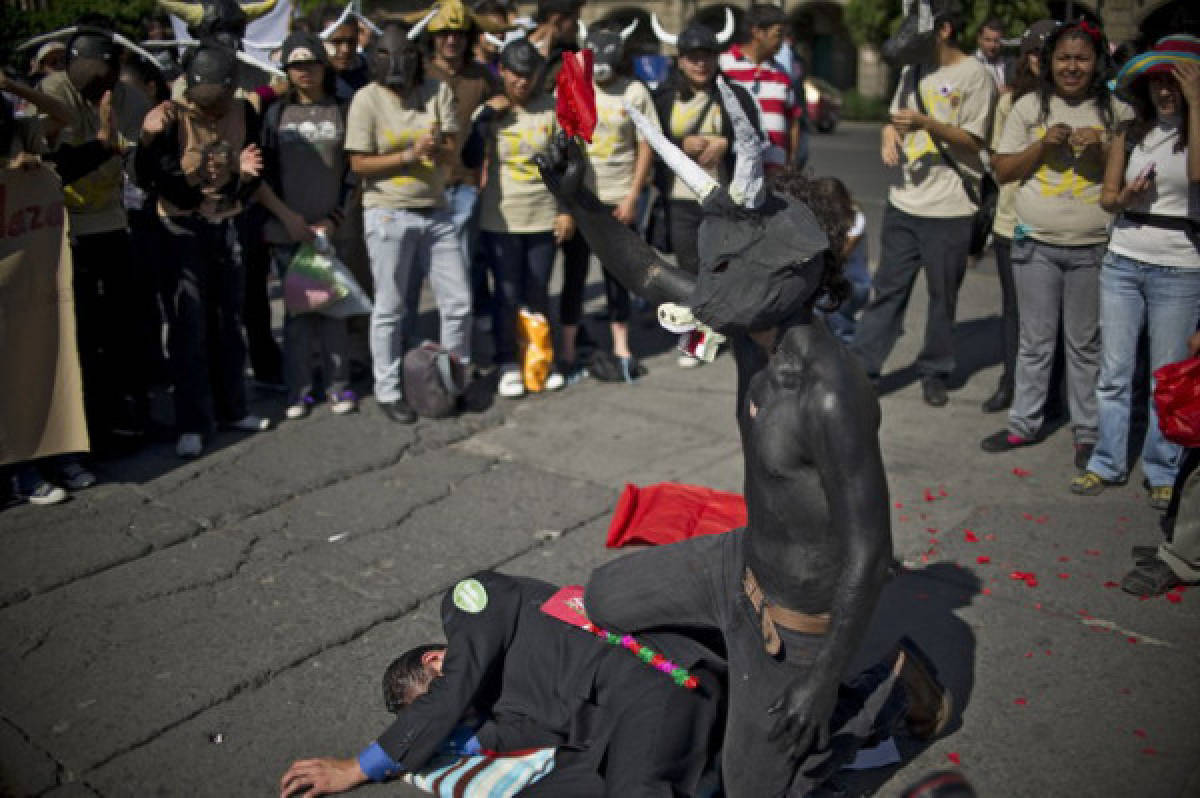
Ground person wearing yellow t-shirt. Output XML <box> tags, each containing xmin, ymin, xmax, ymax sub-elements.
<box><xmin>346</xmin><ymin>25</ymin><xmax>465</xmax><ymax>424</ymax></box>
<box><xmin>559</xmin><ymin>22</ymin><xmax>658</xmax><ymax>385</ymax></box>
<box><xmin>463</xmin><ymin>38</ymin><xmax>574</xmax><ymax>399</ymax></box>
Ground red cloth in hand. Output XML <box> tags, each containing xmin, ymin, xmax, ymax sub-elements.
<box><xmin>606</xmin><ymin>482</ymin><xmax>747</xmax><ymax>548</ymax></box>
<box><xmin>1154</xmin><ymin>357</ymin><xmax>1200</xmax><ymax>448</ymax></box>
<box><xmin>556</xmin><ymin>49</ymin><xmax>596</xmax><ymax>142</ymax></box>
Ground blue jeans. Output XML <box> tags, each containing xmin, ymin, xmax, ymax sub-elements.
<box><xmin>363</xmin><ymin>207</ymin><xmax>469</xmax><ymax>402</ymax></box>
<box><xmin>1089</xmin><ymin>251</ymin><xmax>1200</xmax><ymax>487</ymax></box>
<box><xmin>478</xmin><ymin>231</ymin><xmax>556</xmax><ymax>366</ymax></box>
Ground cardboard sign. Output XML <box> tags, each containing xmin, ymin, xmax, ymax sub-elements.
<box><xmin>0</xmin><ymin>166</ymin><xmax>88</xmax><ymax>465</ymax></box>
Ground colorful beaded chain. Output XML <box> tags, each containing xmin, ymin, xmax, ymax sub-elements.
<box><xmin>580</xmin><ymin>621</ymin><xmax>700</xmax><ymax>690</ymax></box>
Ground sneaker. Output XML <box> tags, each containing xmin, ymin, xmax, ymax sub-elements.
<box><xmin>980</xmin><ymin>430</ymin><xmax>1036</xmax><ymax>453</ymax></box>
<box><xmin>1148</xmin><ymin>485</ymin><xmax>1173</xmax><ymax>511</ymax></box>
<box><xmin>379</xmin><ymin>398</ymin><xmax>417</xmax><ymax>424</ymax></box>
<box><xmin>285</xmin><ymin>403</ymin><xmax>309</xmax><ymax>420</ymax></box>
<box><xmin>330</xmin><ymin>391</ymin><xmax>358</xmax><ymax>415</ymax></box>
<box><xmin>497</xmin><ymin>370</ymin><xmax>525</xmax><ymax>399</ymax></box>
<box><xmin>677</xmin><ymin>353</ymin><xmax>702</xmax><ymax>369</ymax></box>
<box><xmin>59</xmin><ymin>461</ymin><xmax>97</xmax><ymax>490</ymax></box>
<box><xmin>1070</xmin><ymin>471</ymin><xmax>1109</xmax><ymax>496</ymax></box>
<box><xmin>176</xmin><ymin>433</ymin><xmax>203</xmax><ymax>458</ymax></box>
<box><xmin>24</xmin><ymin>480</ymin><xmax>69</xmax><ymax>506</ymax></box>
<box><xmin>226</xmin><ymin>414</ymin><xmax>270</xmax><ymax>432</ymax></box>
<box><xmin>544</xmin><ymin>371</ymin><xmax>565</xmax><ymax>392</ymax></box>
<box><xmin>920</xmin><ymin>376</ymin><xmax>947</xmax><ymax>407</ymax></box>
<box><xmin>562</xmin><ymin>361</ymin><xmax>588</xmax><ymax>386</ymax></box>
<box><xmin>1074</xmin><ymin>443</ymin><xmax>1095</xmax><ymax>472</ymax></box>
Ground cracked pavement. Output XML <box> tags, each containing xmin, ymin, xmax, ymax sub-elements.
<box><xmin>2</xmin><ymin>126</ymin><xmax>1197</xmax><ymax>797</ymax></box>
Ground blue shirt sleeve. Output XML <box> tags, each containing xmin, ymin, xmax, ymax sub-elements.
<box><xmin>357</xmin><ymin>741</ymin><xmax>403</xmax><ymax>782</ymax></box>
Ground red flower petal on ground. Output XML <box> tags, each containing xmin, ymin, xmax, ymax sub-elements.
<box><xmin>1141</xmin><ymin>747</ymin><xmax>1157</xmax><ymax>756</ymax></box>
<box><xmin>1119</xmin><ymin>687</ymin><xmax>1132</xmax><ymax>694</ymax></box>
<box><xmin>1035</xmin><ymin>515</ymin><xmax>1048</xmax><ymax>524</ymax></box>
<box><xmin>981</xmin><ymin>587</ymin><xmax>992</xmax><ymax>595</ymax></box>
<box><xmin>924</xmin><ymin>489</ymin><xmax>936</xmax><ymax>502</ymax></box>
<box><xmin>964</xmin><ymin>530</ymin><xmax>979</xmax><ymax>543</ymax></box>
<box><xmin>1022</xmin><ymin>512</ymin><xmax>1033</xmax><ymax>520</ymax></box>
<box><xmin>977</xmin><ymin>555</ymin><xmax>991</xmax><ymax>564</ymax></box>
<box><xmin>939</xmin><ymin>487</ymin><xmax>948</xmax><ymax>497</ymax></box>
<box><xmin>947</xmin><ymin>752</ymin><xmax>961</xmax><ymax>765</ymax></box>
<box><xmin>1132</xmin><ymin>729</ymin><xmax>1148</xmax><ymax>738</ymax></box>
<box><xmin>899</xmin><ymin>515</ymin><xmax>910</xmax><ymax>522</ymax></box>
<box><xmin>1117</xmin><ymin>516</ymin><xmax>1129</xmax><ymax>522</ymax></box>
<box><xmin>1085</xmin><ymin>549</ymin><xmax>1101</xmax><ymax>556</ymax></box>
<box><xmin>1058</xmin><ymin>573</ymin><xmax>1070</xmax><ymax>579</ymax></box>
<box><xmin>1103</xmin><ymin>580</ymin><xmax>1119</xmax><ymax>588</ymax></box>
<box><xmin>895</xmin><ymin>502</ymin><xmax>904</xmax><ymax>509</ymax></box>
<box><xmin>1014</xmin><ymin>698</ymin><xmax>1027</xmax><ymax>706</ymax></box>
<box><xmin>1033</xmin><ymin>603</ymin><xmax>1043</xmax><ymax>611</ymax></box>
<box><xmin>1024</xmin><ymin>651</ymin><xmax>1033</xmax><ymax>658</ymax></box>
<box><xmin>1128</xmin><ymin>636</ymin><xmax>1139</xmax><ymax>643</ymax></box>
<box><xmin>1009</xmin><ymin>571</ymin><xmax>1028</xmax><ymax>580</ymax></box>
<box><xmin>1013</xmin><ymin>467</ymin><xmax>1032</xmax><ymax>477</ymax></box>
<box><xmin>1058</xmin><ymin>556</ymin><xmax>1071</xmax><ymax>562</ymax></box>
<box><xmin>1166</xmin><ymin>592</ymin><xmax>1182</xmax><ymax>604</ymax></box>
<box><xmin>1025</xmin><ymin>576</ymin><xmax>1039</xmax><ymax>587</ymax></box>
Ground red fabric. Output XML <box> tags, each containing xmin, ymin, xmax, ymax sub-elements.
<box><xmin>606</xmin><ymin>482</ymin><xmax>747</xmax><ymax>548</ymax></box>
<box><xmin>556</xmin><ymin>49</ymin><xmax>596</xmax><ymax>142</ymax></box>
<box><xmin>1154</xmin><ymin>357</ymin><xmax>1200</xmax><ymax>448</ymax></box>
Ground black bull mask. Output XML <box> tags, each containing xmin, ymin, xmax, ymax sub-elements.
<box><xmin>881</xmin><ymin>0</ymin><xmax>937</xmax><ymax>67</ymax></box>
<box><xmin>628</xmin><ymin>77</ymin><xmax>829</xmax><ymax>333</ymax></box>
<box><xmin>370</xmin><ymin>25</ymin><xmax>422</xmax><ymax>90</ymax></box>
<box><xmin>581</xmin><ymin>19</ymin><xmax>638</xmax><ymax>84</ymax></box>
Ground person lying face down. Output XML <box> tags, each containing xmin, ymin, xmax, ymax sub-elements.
<box><xmin>536</xmin><ymin>83</ymin><xmax>935</xmax><ymax>797</ymax></box>
<box><xmin>278</xmin><ymin>570</ymin><xmax>724</xmax><ymax>798</ymax></box>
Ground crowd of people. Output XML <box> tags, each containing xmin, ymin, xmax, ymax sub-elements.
<box><xmin>2</xmin><ymin>1</ymin><xmax>1197</xmax><ymax>593</ymax></box>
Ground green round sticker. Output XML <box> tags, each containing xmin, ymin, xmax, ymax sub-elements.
<box><xmin>452</xmin><ymin>579</ymin><xmax>489</xmax><ymax>613</ymax></box>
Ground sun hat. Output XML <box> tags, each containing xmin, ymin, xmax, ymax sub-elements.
<box><xmin>1019</xmin><ymin>19</ymin><xmax>1058</xmax><ymax>56</ymax></box>
<box><xmin>1115</xmin><ymin>34</ymin><xmax>1200</xmax><ymax>98</ymax></box>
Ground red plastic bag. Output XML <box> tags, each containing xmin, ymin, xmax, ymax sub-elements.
<box><xmin>606</xmin><ymin>482</ymin><xmax>747</xmax><ymax>548</ymax></box>
<box><xmin>1154</xmin><ymin>357</ymin><xmax>1200</xmax><ymax>448</ymax></box>
<box><xmin>556</xmin><ymin>49</ymin><xmax>596</xmax><ymax>143</ymax></box>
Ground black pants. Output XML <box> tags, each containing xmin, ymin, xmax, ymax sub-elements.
<box><xmin>479</xmin><ymin>231</ymin><xmax>556</xmax><ymax>366</ymax></box>
<box><xmin>668</xmin><ymin>199</ymin><xmax>704</xmax><ymax>276</ymax></box>
<box><xmin>585</xmin><ymin>531</ymin><xmax>902</xmax><ymax>798</ymax></box>
<box><xmin>993</xmin><ymin>234</ymin><xmax>1019</xmax><ymax>389</ymax></box>
<box><xmin>560</xmin><ymin>206</ymin><xmax>632</xmax><ymax>326</ymax></box>
<box><xmin>238</xmin><ymin>208</ymin><xmax>283</xmax><ymax>383</ymax></box>
<box><xmin>518</xmin><ymin>650</ymin><xmax>722</xmax><ymax>798</ymax></box>
<box><xmin>71</xmin><ymin>228</ymin><xmax>146</xmax><ymax>446</ymax></box>
<box><xmin>158</xmin><ymin>217</ymin><xmax>249</xmax><ymax>434</ymax></box>
<box><xmin>852</xmin><ymin>204</ymin><xmax>972</xmax><ymax>379</ymax></box>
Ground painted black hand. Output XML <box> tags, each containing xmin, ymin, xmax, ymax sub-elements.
<box><xmin>767</xmin><ymin>676</ymin><xmax>836</xmax><ymax>760</ymax></box>
<box><xmin>534</xmin><ymin>131</ymin><xmax>586</xmax><ymax>200</ymax></box>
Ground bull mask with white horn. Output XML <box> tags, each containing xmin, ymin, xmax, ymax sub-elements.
<box><xmin>535</xmin><ymin>73</ymin><xmax>829</xmax><ymax>335</ymax></box>
<box><xmin>651</xmin><ymin>8</ymin><xmax>735</xmax><ymax>51</ymax></box>
<box><xmin>881</xmin><ymin>0</ymin><xmax>938</xmax><ymax>66</ymax></box>
<box><xmin>584</xmin><ymin>18</ymin><xmax>639</xmax><ymax>84</ymax></box>
<box><xmin>157</xmin><ymin>0</ymin><xmax>278</xmax><ymax>42</ymax></box>
<box><xmin>18</xmin><ymin>25</ymin><xmax>166</xmax><ymax>102</ymax></box>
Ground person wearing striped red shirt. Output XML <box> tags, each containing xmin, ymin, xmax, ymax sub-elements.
<box><xmin>719</xmin><ymin>4</ymin><xmax>803</xmax><ymax>170</ymax></box>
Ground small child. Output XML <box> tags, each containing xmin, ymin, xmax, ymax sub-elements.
<box><xmin>815</xmin><ymin>177</ymin><xmax>870</xmax><ymax>343</ymax></box>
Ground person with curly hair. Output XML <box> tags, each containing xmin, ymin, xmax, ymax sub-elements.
<box><xmin>981</xmin><ymin>20</ymin><xmax>1134</xmax><ymax>469</ymax></box>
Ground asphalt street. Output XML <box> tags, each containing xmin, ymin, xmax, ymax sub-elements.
<box><xmin>2</xmin><ymin>123</ymin><xmax>1198</xmax><ymax>798</ymax></box>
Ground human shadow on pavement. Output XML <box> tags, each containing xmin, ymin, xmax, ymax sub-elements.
<box><xmin>835</xmin><ymin>562</ymin><xmax>982</xmax><ymax>795</ymax></box>
<box><xmin>874</xmin><ymin>315</ymin><xmax>1005</xmax><ymax>397</ymax></box>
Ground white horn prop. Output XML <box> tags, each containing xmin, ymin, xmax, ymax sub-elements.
<box><xmin>650</xmin><ymin>12</ymin><xmax>677</xmax><ymax>47</ymax></box>
<box><xmin>624</xmin><ymin>99</ymin><xmax>718</xmax><ymax>200</ymax></box>
<box><xmin>484</xmin><ymin>32</ymin><xmax>506</xmax><ymax>48</ymax></box>
<box><xmin>112</xmin><ymin>32</ymin><xmax>168</xmax><ymax>71</ymax></box>
<box><xmin>716</xmin><ymin>8</ymin><xmax>736</xmax><ymax>45</ymax></box>
<box><xmin>576</xmin><ymin>19</ymin><xmax>587</xmax><ymax>44</ymax></box>
<box><xmin>717</xmin><ymin>76</ymin><xmax>766</xmax><ymax>209</ymax></box>
<box><xmin>319</xmin><ymin>2</ymin><xmax>355</xmax><ymax>40</ymax></box>
<box><xmin>242</xmin><ymin>37</ymin><xmax>284</xmax><ymax>50</ymax></box>
<box><xmin>236</xmin><ymin>49</ymin><xmax>286</xmax><ymax>78</ymax></box>
<box><xmin>16</xmin><ymin>27</ymin><xmax>78</xmax><ymax>52</ymax></box>
<box><xmin>620</xmin><ymin>18</ymin><xmax>639</xmax><ymax>41</ymax></box>
<box><xmin>408</xmin><ymin>7</ymin><xmax>439</xmax><ymax>40</ymax></box>
<box><xmin>917</xmin><ymin>0</ymin><xmax>933</xmax><ymax>33</ymax></box>
<box><xmin>357</xmin><ymin>12</ymin><xmax>384</xmax><ymax>36</ymax></box>
<box><xmin>142</xmin><ymin>38</ymin><xmax>199</xmax><ymax>48</ymax></box>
